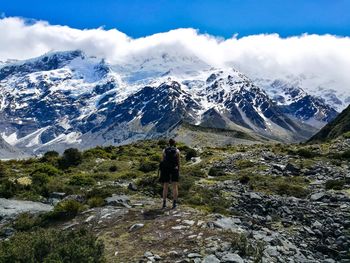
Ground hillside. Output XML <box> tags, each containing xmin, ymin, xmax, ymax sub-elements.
<box><xmin>0</xmin><ymin>139</ymin><xmax>349</xmax><ymax>262</ymax></box>
<box><xmin>308</xmin><ymin>104</ymin><xmax>350</xmax><ymax>142</ymax></box>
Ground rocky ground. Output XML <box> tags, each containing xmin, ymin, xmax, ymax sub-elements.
<box><xmin>0</xmin><ymin>139</ymin><xmax>349</xmax><ymax>262</ymax></box>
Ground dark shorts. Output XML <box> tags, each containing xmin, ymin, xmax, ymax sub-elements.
<box><xmin>159</xmin><ymin>168</ymin><xmax>179</xmax><ymax>183</ymax></box>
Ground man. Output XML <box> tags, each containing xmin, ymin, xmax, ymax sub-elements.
<box><xmin>159</xmin><ymin>138</ymin><xmax>180</xmax><ymax>209</ymax></box>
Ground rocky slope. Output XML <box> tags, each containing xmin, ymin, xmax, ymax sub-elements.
<box><xmin>0</xmin><ymin>50</ymin><xmax>337</xmax><ymax>157</ymax></box>
<box><xmin>308</xmin><ymin>104</ymin><xmax>350</xmax><ymax>143</ymax></box>
<box><xmin>0</xmin><ymin>139</ymin><xmax>349</xmax><ymax>262</ymax></box>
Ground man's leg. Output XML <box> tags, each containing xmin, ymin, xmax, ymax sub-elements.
<box><xmin>172</xmin><ymin>182</ymin><xmax>178</xmax><ymax>209</ymax></box>
<box><xmin>162</xmin><ymin>183</ymin><xmax>169</xmax><ymax>208</ymax></box>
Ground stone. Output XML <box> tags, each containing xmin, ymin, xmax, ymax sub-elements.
<box><xmin>84</xmin><ymin>215</ymin><xmax>95</xmax><ymax>223</ymax></box>
<box><xmin>171</xmin><ymin>225</ymin><xmax>188</xmax><ymax>230</ymax></box>
<box><xmin>129</xmin><ymin>223</ymin><xmax>144</xmax><ymax>231</ymax></box>
<box><xmin>144</xmin><ymin>251</ymin><xmax>153</xmax><ymax>258</ymax></box>
<box><xmin>183</xmin><ymin>219</ymin><xmax>195</xmax><ymax>226</ymax></box>
<box><xmin>128</xmin><ymin>182</ymin><xmax>138</xmax><ymax>191</ymax></box>
<box><xmin>202</xmin><ymin>254</ymin><xmax>220</xmax><ymax>263</ymax></box>
<box><xmin>3</xmin><ymin>227</ymin><xmax>15</xmax><ymax>237</ymax></box>
<box><xmin>187</xmin><ymin>253</ymin><xmax>202</xmax><ymax>258</ymax></box>
<box><xmin>310</xmin><ymin>192</ymin><xmax>326</xmax><ymax>201</ymax></box>
<box><xmin>105</xmin><ymin>195</ymin><xmax>131</xmax><ymax>208</ymax></box>
<box><xmin>0</xmin><ymin>198</ymin><xmax>53</xmax><ymax>219</ymax></box>
<box><xmin>49</xmin><ymin>192</ymin><xmax>66</xmax><ymax>199</ymax></box>
<box><xmin>284</xmin><ymin>163</ymin><xmax>300</xmax><ymax>175</ymax></box>
<box><xmin>303</xmin><ymin>226</ymin><xmax>315</xmax><ymax>235</ymax></box>
<box><xmin>249</xmin><ymin>192</ymin><xmax>262</xmax><ymax>200</ymax></box>
<box><xmin>63</xmin><ymin>194</ymin><xmax>85</xmax><ymax>203</ymax></box>
<box><xmin>312</xmin><ymin>220</ymin><xmax>322</xmax><ymax>229</ymax></box>
<box><xmin>221</xmin><ymin>253</ymin><xmax>244</xmax><ymax>263</ymax></box>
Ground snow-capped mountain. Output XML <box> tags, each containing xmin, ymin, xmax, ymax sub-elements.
<box><xmin>255</xmin><ymin>78</ymin><xmax>339</xmax><ymax>128</ymax></box>
<box><xmin>0</xmin><ymin>50</ymin><xmax>336</xmax><ymax>156</ymax></box>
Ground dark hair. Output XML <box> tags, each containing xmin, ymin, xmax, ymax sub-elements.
<box><xmin>169</xmin><ymin>138</ymin><xmax>176</xmax><ymax>146</ymax></box>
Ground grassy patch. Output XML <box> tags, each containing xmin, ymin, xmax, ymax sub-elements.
<box><xmin>0</xmin><ymin>227</ymin><xmax>105</xmax><ymax>263</ymax></box>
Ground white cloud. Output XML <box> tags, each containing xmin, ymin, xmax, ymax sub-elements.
<box><xmin>0</xmin><ymin>16</ymin><xmax>350</xmax><ymax>103</ymax></box>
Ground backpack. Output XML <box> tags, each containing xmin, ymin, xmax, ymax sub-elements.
<box><xmin>162</xmin><ymin>146</ymin><xmax>178</xmax><ymax>170</ymax></box>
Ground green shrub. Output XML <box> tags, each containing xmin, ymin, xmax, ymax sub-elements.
<box><xmin>208</xmin><ymin>167</ymin><xmax>226</xmax><ymax>177</ymax></box>
<box><xmin>157</xmin><ymin>139</ymin><xmax>168</xmax><ymax>148</ymax></box>
<box><xmin>109</xmin><ymin>165</ymin><xmax>118</xmax><ymax>172</ymax></box>
<box><xmin>183</xmin><ymin>166</ymin><xmax>206</xmax><ymax>177</ymax></box>
<box><xmin>41</xmin><ymin>150</ymin><xmax>59</xmax><ymax>163</ymax></box>
<box><xmin>0</xmin><ymin>162</ymin><xmax>7</xmax><ymax>178</ymax></box>
<box><xmin>235</xmin><ymin>160</ymin><xmax>255</xmax><ymax>169</ymax></box>
<box><xmin>69</xmin><ymin>174</ymin><xmax>95</xmax><ymax>186</ymax></box>
<box><xmin>31</xmin><ymin>173</ymin><xmax>49</xmax><ymax>186</ymax></box>
<box><xmin>139</xmin><ymin>159</ymin><xmax>159</xmax><ymax>173</ymax></box>
<box><xmin>59</xmin><ymin>148</ymin><xmax>83</xmax><ymax>169</ymax></box>
<box><xmin>0</xmin><ymin>227</ymin><xmax>105</xmax><ymax>263</ymax></box>
<box><xmin>88</xmin><ymin>197</ymin><xmax>105</xmax><ymax>208</ymax></box>
<box><xmin>185</xmin><ymin>148</ymin><xmax>198</xmax><ymax>161</ymax></box>
<box><xmin>149</xmin><ymin>153</ymin><xmax>162</xmax><ymax>162</ymax></box>
<box><xmin>31</xmin><ymin>163</ymin><xmax>60</xmax><ymax>177</ymax></box>
<box><xmin>136</xmin><ymin>175</ymin><xmax>162</xmax><ymax>196</ymax></box>
<box><xmin>275</xmin><ymin>182</ymin><xmax>309</xmax><ymax>198</ymax></box>
<box><xmin>85</xmin><ymin>187</ymin><xmax>115</xmax><ymax>199</ymax></box>
<box><xmin>83</xmin><ymin>147</ymin><xmax>110</xmax><ymax>159</ymax></box>
<box><xmin>13</xmin><ymin>213</ymin><xmax>41</xmax><ymax>231</ymax></box>
<box><xmin>239</xmin><ymin>175</ymin><xmax>250</xmax><ymax>184</ymax></box>
<box><xmin>0</xmin><ymin>180</ymin><xmax>17</xmax><ymax>198</ymax></box>
<box><xmin>342</xmin><ymin>150</ymin><xmax>350</xmax><ymax>159</ymax></box>
<box><xmin>343</xmin><ymin>131</ymin><xmax>350</xmax><ymax>138</ymax></box>
<box><xmin>47</xmin><ymin>200</ymin><xmax>84</xmax><ymax>220</ymax></box>
<box><xmin>296</xmin><ymin>148</ymin><xmax>318</xmax><ymax>158</ymax></box>
<box><xmin>325</xmin><ymin>179</ymin><xmax>345</xmax><ymax>190</ymax></box>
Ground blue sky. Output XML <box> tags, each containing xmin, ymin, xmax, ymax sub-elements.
<box><xmin>1</xmin><ymin>0</ymin><xmax>350</xmax><ymax>38</ymax></box>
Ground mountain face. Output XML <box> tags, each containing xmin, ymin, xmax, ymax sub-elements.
<box><xmin>308</xmin><ymin>104</ymin><xmax>350</xmax><ymax>143</ymax></box>
<box><xmin>255</xmin><ymin>78</ymin><xmax>338</xmax><ymax>128</ymax></box>
<box><xmin>0</xmin><ymin>136</ymin><xmax>27</xmax><ymax>159</ymax></box>
<box><xmin>0</xmin><ymin>50</ymin><xmax>337</xmax><ymax>156</ymax></box>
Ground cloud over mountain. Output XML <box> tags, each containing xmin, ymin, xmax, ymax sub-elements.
<box><xmin>1</xmin><ymin>16</ymin><xmax>350</xmax><ymax>93</ymax></box>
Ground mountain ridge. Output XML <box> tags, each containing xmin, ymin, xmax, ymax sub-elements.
<box><xmin>0</xmin><ymin>50</ymin><xmax>339</xmax><ymax>156</ymax></box>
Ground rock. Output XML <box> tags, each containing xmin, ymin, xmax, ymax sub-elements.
<box><xmin>129</xmin><ymin>223</ymin><xmax>144</xmax><ymax>231</ymax></box>
<box><xmin>265</xmin><ymin>246</ymin><xmax>279</xmax><ymax>258</ymax></box>
<box><xmin>183</xmin><ymin>220</ymin><xmax>195</xmax><ymax>226</ymax></box>
<box><xmin>0</xmin><ymin>198</ymin><xmax>53</xmax><ymax>219</ymax></box>
<box><xmin>312</xmin><ymin>220</ymin><xmax>322</xmax><ymax>229</ymax></box>
<box><xmin>249</xmin><ymin>192</ymin><xmax>262</xmax><ymax>200</ymax></box>
<box><xmin>172</xmin><ymin>225</ymin><xmax>188</xmax><ymax>230</ymax></box>
<box><xmin>49</xmin><ymin>192</ymin><xmax>66</xmax><ymax>199</ymax></box>
<box><xmin>128</xmin><ymin>182</ymin><xmax>138</xmax><ymax>191</ymax></box>
<box><xmin>213</xmin><ymin>217</ymin><xmax>243</xmax><ymax>231</ymax></box>
<box><xmin>105</xmin><ymin>195</ymin><xmax>131</xmax><ymax>208</ymax></box>
<box><xmin>221</xmin><ymin>253</ymin><xmax>244</xmax><ymax>263</ymax></box>
<box><xmin>303</xmin><ymin>226</ymin><xmax>315</xmax><ymax>235</ymax></box>
<box><xmin>84</xmin><ymin>215</ymin><xmax>95</xmax><ymax>223</ymax></box>
<box><xmin>144</xmin><ymin>251</ymin><xmax>153</xmax><ymax>258</ymax></box>
<box><xmin>63</xmin><ymin>194</ymin><xmax>85</xmax><ymax>203</ymax></box>
<box><xmin>153</xmin><ymin>254</ymin><xmax>161</xmax><ymax>261</ymax></box>
<box><xmin>188</xmin><ymin>253</ymin><xmax>202</xmax><ymax>258</ymax></box>
<box><xmin>202</xmin><ymin>254</ymin><xmax>220</xmax><ymax>263</ymax></box>
<box><xmin>3</xmin><ymin>227</ymin><xmax>15</xmax><ymax>237</ymax></box>
<box><xmin>284</xmin><ymin>163</ymin><xmax>300</xmax><ymax>175</ymax></box>
<box><xmin>310</xmin><ymin>192</ymin><xmax>326</xmax><ymax>201</ymax></box>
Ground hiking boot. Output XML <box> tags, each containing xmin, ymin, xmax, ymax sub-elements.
<box><xmin>172</xmin><ymin>200</ymin><xmax>177</xmax><ymax>209</ymax></box>
<box><xmin>162</xmin><ymin>200</ymin><xmax>166</xmax><ymax>209</ymax></box>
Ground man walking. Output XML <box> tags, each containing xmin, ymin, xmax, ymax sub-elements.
<box><xmin>160</xmin><ymin>138</ymin><xmax>180</xmax><ymax>209</ymax></box>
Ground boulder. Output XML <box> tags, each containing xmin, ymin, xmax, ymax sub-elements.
<box><xmin>202</xmin><ymin>254</ymin><xmax>220</xmax><ymax>263</ymax></box>
<box><xmin>105</xmin><ymin>195</ymin><xmax>131</xmax><ymax>208</ymax></box>
<box><xmin>221</xmin><ymin>253</ymin><xmax>244</xmax><ymax>263</ymax></box>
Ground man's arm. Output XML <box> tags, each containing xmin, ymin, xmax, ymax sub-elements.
<box><xmin>176</xmin><ymin>150</ymin><xmax>180</xmax><ymax>170</ymax></box>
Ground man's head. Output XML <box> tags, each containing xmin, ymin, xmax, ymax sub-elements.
<box><xmin>169</xmin><ymin>138</ymin><xmax>176</xmax><ymax>146</ymax></box>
